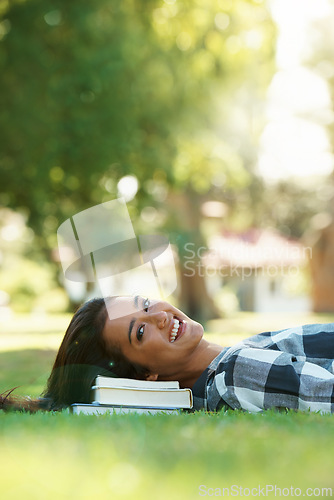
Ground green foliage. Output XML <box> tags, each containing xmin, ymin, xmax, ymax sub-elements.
<box><xmin>0</xmin><ymin>0</ymin><xmax>276</xmax><ymax>232</ymax></box>
<box><xmin>254</xmin><ymin>180</ymin><xmax>331</xmax><ymax>238</ymax></box>
<box><xmin>0</xmin><ymin>0</ymin><xmax>277</xmax><ymax>316</ymax></box>
<box><xmin>0</xmin><ymin>209</ymin><xmax>69</xmax><ymax>312</ymax></box>
<box><xmin>0</xmin><ymin>255</ymin><xmax>68</xmax><ymax>311</ymax></box>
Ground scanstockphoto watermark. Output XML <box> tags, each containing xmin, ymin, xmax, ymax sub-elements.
<box><xmin>198</xmin><ymin>484</ymin><xmax>333</xmax><ymax>497</ymax></box>
<box><xmin>184</xmin><ymin>262</ymin><xmax>303</xmax><ymax>280</ymax></box>
<box><xmin>57</xmin><ymin>198</ymin><xmax>177</xmax><ymax>320</ymax></box>
<box><xmin>183</xmin><ymin>242</ymin><xmax>312</xmax><ymax>280</ymax></box>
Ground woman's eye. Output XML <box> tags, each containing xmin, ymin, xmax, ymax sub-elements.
<box><xmin>143</xmin><ymin>298</ymin><xmax>150</xmax><ymax>312</ymax></box>
<box><xmin>137</xmin><ymin>325</ymin><xmax>145</xmax><ymax>341</ymax></box>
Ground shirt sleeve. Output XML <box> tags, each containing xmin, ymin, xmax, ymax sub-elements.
<box><xmin>207</xmin><ymin>347</ymin><xmax>334</xmax><ymax>413</ymax></box>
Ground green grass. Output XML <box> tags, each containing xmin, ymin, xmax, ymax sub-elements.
<box><xmin>1</xmin><ymin>312</ymin><xmax>334</xmax><ymax>499</ymax></box>
<box><xmin>0</xmin><ymin>313</ymin><xmax>70</xmax><ymax>397</ymax></box>
<box><xmin>1</xmin><ymin>410</ymin><xmax>334</xmax><ymax>499</ymax></box>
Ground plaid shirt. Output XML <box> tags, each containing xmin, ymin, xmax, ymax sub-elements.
<box><xmin>192</xmin><ymin>323</ymin><xmax>334</xmax><ymax>413</ymax></box>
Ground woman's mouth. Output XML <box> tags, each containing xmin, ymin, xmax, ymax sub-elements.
<box><xmin>169</xmin><ymin>317</ymin><xmax>187</xmax><ymax>342</ymax></box>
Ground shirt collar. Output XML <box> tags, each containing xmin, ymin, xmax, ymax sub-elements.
<box><xmin>191</xmin><ymin>348</ymin><xmax>229</xmax><ymax>408</ymax></box>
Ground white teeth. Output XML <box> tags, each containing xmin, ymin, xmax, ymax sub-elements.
<box><xmin>169</xmin><ymin>318</ymin><xmax>180</xmax><ymax>342</ymax></box>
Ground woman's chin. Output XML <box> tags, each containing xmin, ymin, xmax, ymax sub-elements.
<box><xmin>192</xmin><ymin>320</ymin><xmax>204</xmax><ymax>340</ymax></box>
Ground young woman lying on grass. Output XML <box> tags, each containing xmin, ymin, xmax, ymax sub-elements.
<box><xmin>2</xmin><ymin>296</ymin><xmax>334</xmax><ymax>413</ymax></box>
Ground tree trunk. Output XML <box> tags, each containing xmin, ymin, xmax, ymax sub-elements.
<box><xmin>166</xmin><ymin>188</ymin><xmax>221</xmax><ymax>323</ymax></box>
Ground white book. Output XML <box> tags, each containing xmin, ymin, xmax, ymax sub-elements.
<box><xmin>91</xmin><ymin>385</ymin><xmax>193</xmax><ymax>409</ymax></box>
<box><xmin>94</xmin><ymin>376</ymin><xmax>180</xmax><ymax>390</ymax></box>
<box><xmin>69</xmin><ymin>404</ymin><xmax>181</xmax><ymax>415</ymax></box>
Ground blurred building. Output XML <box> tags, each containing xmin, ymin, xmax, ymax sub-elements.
<box><xmin>203</xmin><ymin>228</ymin><xmax>311</xmax><ymax>313</ymax></box>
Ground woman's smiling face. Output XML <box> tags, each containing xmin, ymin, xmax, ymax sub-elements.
<box><xmin>102</xmin><ymin>296</ymin><xmax>204</xmax><ymax>380</ymax></box>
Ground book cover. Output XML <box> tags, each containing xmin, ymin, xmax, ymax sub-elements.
<box><xmin>94</xmin><ymin>375</ymin><xmax>180</xmax><ymax>390</ymax></box>
<box><xmin>69</xmin><ymin>404</ymin><xmax>181</xmax><ymax>415</ymax></box>
<box><xmin>90</xmin><ymin>386</ymin><xmax>193</xmax><ymax>409</ymax></box>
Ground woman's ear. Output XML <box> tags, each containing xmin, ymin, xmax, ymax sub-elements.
<box><xmin>145</xmin><ymin>373</ymin><xmax>158</xmax><ymax>381</ymax></box>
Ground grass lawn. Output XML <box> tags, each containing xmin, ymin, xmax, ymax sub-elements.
<box><xmin>1</xmin><ymin>312</ymin><xmax>334</xmax><ymax>499</ymax></box>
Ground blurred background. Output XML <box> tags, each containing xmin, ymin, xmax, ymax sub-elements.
<box><xmin>1</xmin><ymin>0</ymin><xmax>334</xmax><ymax>323</ymax></box>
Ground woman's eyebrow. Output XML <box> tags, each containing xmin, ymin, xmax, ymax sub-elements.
<box><xmin>128</xmin><ymin>318</ymin><xmax>135</xmax><ymax>345</ymax></box>
<box><xmin>128</xmin><ymin>296</ymin><xmax>140</xmax><ymax>344</ymax></box>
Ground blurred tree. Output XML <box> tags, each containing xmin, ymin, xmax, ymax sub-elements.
<box><xmin>290</xmin><ymin>3</ymin><xmax>334</xmax><ymax>312</ymax></box>
<box><xmin>251</xmin><ymin>180</ymin><xmax>330</xmax><ymax>239</ymax></box>
<box><xmin>0</xmin><ymin>0</ymin><xmax>276</xmax><ymax>319</ymax></box>
<box><xmin>247</xmin><ymin>2</ymin><xmax>334</xmax><ymax>243</ymax></box>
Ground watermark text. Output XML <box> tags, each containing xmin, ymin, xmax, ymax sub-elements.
<box><xmin>198</xmin><ymin>484</ymin><xmax>332</xmax><ymax>497</ymax></box>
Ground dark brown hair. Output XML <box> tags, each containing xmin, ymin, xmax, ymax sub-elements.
<box><xmin>1</xmin><ymin>297</ymin><xmax>148</xmax><ymax>412</ymax></box>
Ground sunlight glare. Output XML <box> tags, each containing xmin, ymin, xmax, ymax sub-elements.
<box><xmin>258</xmin><ymin>0</ymin><xmax>334</xmax><ymax>180</ymax></box>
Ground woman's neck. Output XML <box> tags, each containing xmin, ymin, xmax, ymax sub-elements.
<box><xmin>177</xmin><ymin>339</ymin><xmax>223</xmax><ymax>389</ymax></box>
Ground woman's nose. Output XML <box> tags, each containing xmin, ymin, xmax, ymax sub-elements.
<box><xmin>149</xmin><ymin>311</ymin><xmax>167</xmax><ymax>329</ymax></box>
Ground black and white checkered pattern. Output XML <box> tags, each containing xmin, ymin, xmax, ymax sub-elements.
<box><xmin>192</xmin><ymin>323</ymin><xmax>334</xmax><ymax>413</ymax></box>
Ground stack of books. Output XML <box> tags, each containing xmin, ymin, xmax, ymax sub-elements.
<box><xmin>69</xmin><ymin>375</ymin><xmax>193</xmax><ymax>415</ymax></box>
